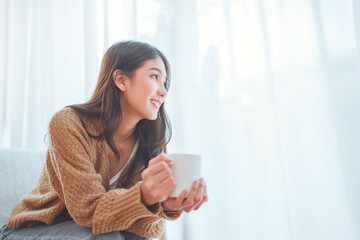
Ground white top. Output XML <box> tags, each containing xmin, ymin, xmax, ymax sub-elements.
<box><xmin>109</xmin><ymin>138</ymin><xmax>139</xmax><ymax>190</ymax></box>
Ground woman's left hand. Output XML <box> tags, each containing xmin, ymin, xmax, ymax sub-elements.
<box><xmin>161</xmin><ymin>178</ymin><xmax>208</xmax><ymax>213</ymax></box>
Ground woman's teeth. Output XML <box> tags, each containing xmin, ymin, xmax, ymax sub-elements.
<box><xmin>150</xmin><ymin>100</ymin><xmax>160</xmax><ymax>108</ymax></box>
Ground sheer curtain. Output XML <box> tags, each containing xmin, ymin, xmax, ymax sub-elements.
<box><xmin>1</xmin><ymin>0</ymin><xmax>359</xmax><ymax>239</ymax></box>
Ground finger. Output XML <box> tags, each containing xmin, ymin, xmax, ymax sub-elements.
<box><xmin>157</xmin><ymin>179</ymin><xmax>176</xmax><ymax>202</ymax></box>
<box><xmin>175</xmin><ymin>190</ymin><xmax>188</xmax><ymax>206</ymax></box>
<box><xmin>182</xmin><ymin>204</ymin><xmax>194</xmax><ymax>213</ymax></box>
<box><xmin>143</xmin><ymin>161</ymin><xmax>170</xmax><ymax>179</ymax></box>
<box><xmin>194</xmin><ymin>196</ymin><xmax>206</xmax><ymax>211</ymax></box>
<box><xmin>162</xmin><ymin>180</ymin><xmax>176</xmax><ymax>198</ymax></box>
<box><xmin>163</xmin><ymin>189</ymin><xmax>186</xmax><ymax>210</ymax></box>
<box><xmin>155</xmin><ymin>175</ymin><xmax>175</xmax><ymax>200</ymax></box>
<box><xmin>155</xmin><ymin>167</ymin><xmax>173</xmax><ymax>184</ymax></box>
<box><xmin>195</xmin><ymin>179</ymin><xmax>205</xmax><ymax>203</ymax></box>
<box><xmin>194</xmin><ymin>179</ymin><xmax>206</xmax><ymax>210</ymax></box>
<box><xmin>187</xmin><ymin>178</ymin><xmax>204</xmax><ymax>211</ymax></box>
<box><xmin>203</xmin><ymin>182</ymin><xmax>208</xmax><ymax>202</ymax></box>
<box><xmin>148</xmin><ymin>153</ymin><xmax>173</xmax><ymax>167</ymax></box>
<box><xmin>157</xmin><ymin>175</ymin><xmax>175</xmax><ymax>190</ymax></box>
<box><xmin>182</xmin><ymin>180</ymin><xmax>199</xmax><ymax>208</ymax></box>
<box><xmin>182</xmin><ymin>206</ymin><xmax>192</xmax><ymax>213</ymax></box>
<box><xmin>150</xmin><ymin>177</ymin><xmax>174</xmax><ymax>202</ymax></box>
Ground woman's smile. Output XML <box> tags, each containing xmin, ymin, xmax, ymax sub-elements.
<box><xmin>150</xmin><ymin>99</ymin><xmax>161</xmax><ymax>109</ymax></box>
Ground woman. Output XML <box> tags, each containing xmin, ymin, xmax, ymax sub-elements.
<box><xmin>0</xmin><ymin>40</ymin><xmax>208</xmax><ymax>240</ymax></box>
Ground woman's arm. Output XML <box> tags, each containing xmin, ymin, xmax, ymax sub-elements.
<box><xmin>125</xmin><ymin>216</ymin><xmax>166</xmax><ymax>238</ymax></box>
<box><xmin>159</xmin><ymin>203</ymin><xmax>183</xmax><ymax>220</ymax></box>
<box><xmin>46</xmin><ymin>109</ymin><xmax>164</xmax><ymax>236</ymax></box>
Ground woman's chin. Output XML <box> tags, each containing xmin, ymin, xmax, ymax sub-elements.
<box><xmin>144</xmin><ymin>113</ymin><xmax>158</xmax><ymax>121</ymax></box>
<box><xmin>150</xmin><ymin>115</ymin><xmax>158</xmax><ymax>120</ymax></box>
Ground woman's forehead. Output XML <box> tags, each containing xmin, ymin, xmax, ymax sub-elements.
<box><xmin>144</xmin><ymin>58</ymin><xmax>165</xmax><ymax>68</ymax></box>
<box><xmin>142</xmin><ymin>58</ymin><xmax>167</xmax><ymax>76</ymax></box>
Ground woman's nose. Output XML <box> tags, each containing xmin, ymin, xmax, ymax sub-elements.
<box><xmin>159</xmin><ymin>84</ymin><xmax>167</xmax><ymax>97</ymax></box>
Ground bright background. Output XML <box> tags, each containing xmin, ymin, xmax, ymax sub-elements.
<box><xmin>1</xmin><ymin>0</ymin><xmax>360</xmax><ymax>239</ymax></box>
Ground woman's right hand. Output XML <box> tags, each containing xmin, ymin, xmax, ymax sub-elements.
<box><xmin>140</xmin><ymin>153</ymin><xmax>175</xmax><ymax>206</ymax></box>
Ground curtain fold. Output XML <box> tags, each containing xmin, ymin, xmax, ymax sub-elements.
<box><xmin>0</xmin><ymin>0</ymin><xmax>359</xmax><ymax>239</ymax></box>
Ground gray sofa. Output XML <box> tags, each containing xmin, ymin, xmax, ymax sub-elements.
<box><xmin>0</xmin><ymin>148</ymin><xmax>46</xmax><ymax>226</ymax></box>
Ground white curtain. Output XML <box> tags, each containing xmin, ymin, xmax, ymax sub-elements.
<box><xmin>1</xmin><ymin>0</ymin><xmax>359</xmax><ymax>239</ymax></box>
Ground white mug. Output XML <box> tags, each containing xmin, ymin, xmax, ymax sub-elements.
<box><xmin>167</xmin><ymin>153</ymin><xmax>202</xmax><ymax>198</ymax></box>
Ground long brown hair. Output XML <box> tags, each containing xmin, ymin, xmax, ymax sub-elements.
<box><xmin>66</xmin><ymin>40</ymin><xmax>172</xmax><ymax>187</ymax></box>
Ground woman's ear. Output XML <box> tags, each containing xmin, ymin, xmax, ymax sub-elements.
<box><xmin>113</xmin><ymin>69</ymin><xmax>128</xmax><ymax>91</ymax></box>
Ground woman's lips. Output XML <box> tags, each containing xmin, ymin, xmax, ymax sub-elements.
<box><xmin>151</xmin><ymin>102</ymin><xmax>159</xmax><ymax>109</ymax></box>
<box><xmin>150</xmin><ymin>99</ymin><xmax>161</xmax><ymax>109</ymax></box>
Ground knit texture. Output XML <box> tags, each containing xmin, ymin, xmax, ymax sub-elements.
<box><xmin>6</xmin><ymin>107</ymin><xmax>182</xmax><ymax>239</ymax></box>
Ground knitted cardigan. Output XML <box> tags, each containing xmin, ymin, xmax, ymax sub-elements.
<box><xmin>6</xmin><ymin>107</ymin><xmax>182</xmax><ymax>239</ymax></box>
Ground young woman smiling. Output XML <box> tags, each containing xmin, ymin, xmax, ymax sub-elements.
<box><xmin>0</xmin><ymin>40</ymin><xmax>208</xmax><ymax>240</ymax></box>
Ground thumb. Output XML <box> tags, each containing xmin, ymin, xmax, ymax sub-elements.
<box><xmin>162</xmin><ymin>153</ymin><xmax>174</xmax><ymax>164</ymax></box>
<box><xmin>149</xmin><ymin>153</ymin><xmax>173</xmax><ymax>167</ymax></box>
<box><xmin>160</xmin><ymin>153</ymin><xmax>173</xmax><ymax>162</ymax></box>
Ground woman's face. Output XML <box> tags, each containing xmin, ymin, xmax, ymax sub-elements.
<box><xmin>118</xmin><ymin>57</ymin><xmax>168</xmax><ymax>121</ymax></box>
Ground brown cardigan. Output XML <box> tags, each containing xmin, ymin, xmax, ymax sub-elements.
<box><xmin>7</xmin><ymin>107</ymin><xmax>182</xmax><ymax>239</ymax></box>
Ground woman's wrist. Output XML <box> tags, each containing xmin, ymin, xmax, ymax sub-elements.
<box><xmin>161</xmin><ymin>202</ymin><xmax>170</xmax><ymax>211</ymax></box>
<box><xmin>161</xmin><ymin>201</ymin><xmax>179</xmax><ymax>212</ymax></box>
<box><xmin>140</xmin><ymin>182</ymin><xmax>154</xmax><ymax>206</ymax></box>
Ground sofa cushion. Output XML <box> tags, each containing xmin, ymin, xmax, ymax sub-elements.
<box><xmin>0</xmin><ymin>148</ymin><xmax>46</xmax><ymax>226</ymax></box>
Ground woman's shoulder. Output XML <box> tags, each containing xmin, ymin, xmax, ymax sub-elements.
<box><xmin>49</xmin><ymin>107</ymin><xmax>82</xmax><ymax>127</ymax></box>
<box><xmin>49</xmin><ymin>107</ymin><xmax>100</xmax><ymax>135</ymax></box>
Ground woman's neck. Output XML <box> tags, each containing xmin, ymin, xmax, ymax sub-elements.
<box><xmin>113</xmin><ymin>116</ymin><xmax>138</xmax><ymax>144</ymax></box>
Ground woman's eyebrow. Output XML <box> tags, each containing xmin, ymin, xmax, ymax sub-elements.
<box><xmin>149</xmin><ymin>67</ymin><xmax>167</xmax><ymax>79</ymax></box>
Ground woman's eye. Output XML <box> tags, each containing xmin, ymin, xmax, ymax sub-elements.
<box><xmin>151</xmin><ymin>74</ymin><xmax>166</xmax><ymax>88</ymax></box>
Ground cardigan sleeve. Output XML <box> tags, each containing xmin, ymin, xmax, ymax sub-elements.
<box><xmin>46</xmin><ymin>109</ymin><xmax>164</xmax><ymax>236</ymax></box>
<box><xmin>158</xmin><ymin>204</ymin><xmax>183</xmax><ymax>220</ymax></box>
<box><xmin>124</xmin><ymin>206</ymin><xmax>183</xmax><ymax>238</ymax></box>
<box><xmin>125</xmin><ymin>216</ymin><xmax>166</xmax><ymax>238</ymax></box>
